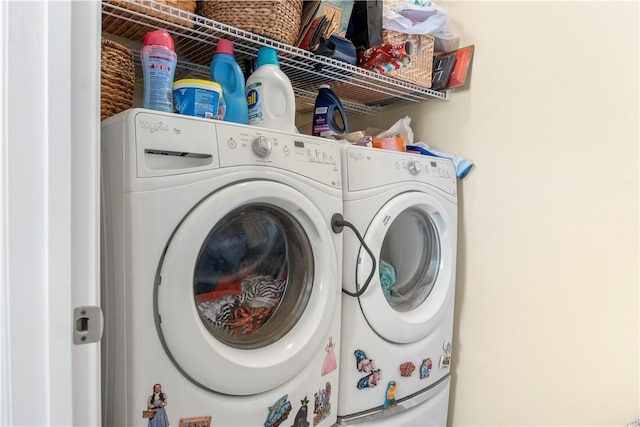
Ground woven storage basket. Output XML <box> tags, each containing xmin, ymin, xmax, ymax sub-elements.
<box><xmin>101</xmin><ymin>38</ymin><xmax>135</xmax><ymax>120</ymax></box>
<box><xmin>382</xmin><ymin>29</ymin><xmax>434</xmax><ymax>88</ymax></box>
<box><xmin>103</xmin><ymin>0</ymin><xmax>197</xmax><ymax>39</ymax></box>
<box><xmin>196</xmin><ymin>0</ymin><xmax>302</xmax><ymax>46</ymax></box>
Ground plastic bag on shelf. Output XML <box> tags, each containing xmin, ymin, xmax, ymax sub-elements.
<box><xmin>383</xmin><ymin>0</ymin><xmax>459</xmax><ymax>52</ymax></box>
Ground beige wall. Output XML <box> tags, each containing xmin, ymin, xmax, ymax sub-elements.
<box><xmin>348</xmin><ymin>1</ymin><xmax>639</xmax><ymax>425</ymax></box>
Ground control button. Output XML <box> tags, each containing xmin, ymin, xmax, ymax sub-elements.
<box><xmin>227</xmin><ymin>138</ymin><xmax>237</xmax><ymax>149</ymax></box>
<box><xmin>408</xmin><ymin>161</ymin><xmax>422</xmax><ymax>175</ymax></box>
<box><xmin>251</xmin><ymin>136</ymin><xmax>272</xmax><ymax>157</ymax></box>
<box><xmin>283</xmin><ymin>145</ymin><xmax>291</xmax><ymax>156</ymax></box>
<box><xmin>395</xmin><ymin>162</ymin><xmax>401</xmax><ymax>170</ymax></box>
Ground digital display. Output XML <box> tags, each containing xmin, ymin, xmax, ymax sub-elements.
<box><xmin>430</xmin><ymin>161</ymin><xmax>437</xmax><ymax>167</ymax></box>
<box><xmin>294</xmin><ymin>140</ymin><xmax>305</xmax><ymax>148</ymax></box>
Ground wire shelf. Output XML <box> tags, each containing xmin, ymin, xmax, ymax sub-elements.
<box><xmin>102</xmin><ymin>0</ymin><xmax>449</xmax><ymax>116</ymax></box>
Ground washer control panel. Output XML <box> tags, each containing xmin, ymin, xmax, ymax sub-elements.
<box><xmin>215</xmin><ymin>123</ymin><xmax>341</xmax><ymax>189</ymax></box>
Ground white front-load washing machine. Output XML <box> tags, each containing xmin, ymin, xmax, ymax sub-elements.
<box><xmin>101</xmin><ymin>109</ymin><xmax>343</xmax><ymax>427</ymax></box>
<box><xmin>336</xmin><ymin>145</ymin><xmax>458</xmax><ymax>426</ymax></box>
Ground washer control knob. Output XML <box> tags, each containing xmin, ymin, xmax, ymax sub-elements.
<box><xmin>408</xmin><ymin>161</ymin><xmax>422</xmax><ymax>175</ymax></box>
<box><xmin>251</xmin><ymin>136</ymin><xmax>272</xmax><ymax>157</ymax></box>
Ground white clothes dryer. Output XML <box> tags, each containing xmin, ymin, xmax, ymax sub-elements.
<box><xmin>336</xmin><ymin>145</ymin><xmax>458</xmax><ymax>426</ymax></box>
<box><xmin>101</xmin><ymin>109</ymin><xmax>343</xmax><ymax>427</ymax></box>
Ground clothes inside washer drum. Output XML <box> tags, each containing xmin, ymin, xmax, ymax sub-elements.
<box><xmin>379</xmin><ymin>259</ymin><xmax>397</xmax><ymax>297</ymax></box>
<box><xmin>197</xmin><ymin>275</ymin><xmax>285</xmax><ymax>335</ymax></box>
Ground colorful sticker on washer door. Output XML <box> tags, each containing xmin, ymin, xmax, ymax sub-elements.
<box><xmin>383</xmin><ymin>381</ymin><xmax>397</xmax><ymax>409</ymax></box>
<box><xmin>290</xmin><ymin>395</ymin><xmax>310</xmax><ymax>427</ymax></box>
<box><xmin>178</xmin><ymin>416</ymin><xmax>212</xmax><ymax>427</ymax></box>
<box><xmin>399</xmin><ymin>361</ymin><xmax>415</xmax><ymax>377</ymax></box>
<box><xmin>264</xmin><ymin>394</ymin><xmax>292</xmax><ymax>427</ymax></box>
<box><xmin>313</xmin><ymin>382</ymin><xmax>332</xmax><ymax>426</ymax></box>
<box><xmin>420</xmin><ymin>358</ymin><xmax>433</xmax><ymax>379</ymax></box>
<box><xmin>354</xmin><ymin>349</ymin><xmax>374</xmax><ymax>373</ymax></box>
<box><xmin>321</xmin><ymin>337</ymin><xmax>337</xmax><ymax>376</ymax></box>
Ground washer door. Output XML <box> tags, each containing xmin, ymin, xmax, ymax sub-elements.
<box><xmin>156</xmin><ymin>180</ymin><xmax>337</xmax><ymax>395</ymax></box>
<box><xmin>356</xmin><ymin>191</ymin><xmax>455</xmax><ymax>344</ymax></box>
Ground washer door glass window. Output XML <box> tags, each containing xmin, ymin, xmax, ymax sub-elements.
<box><xmin>156</xmin><ymin>180</ymin><xmax>337</xmax><ymax>395</ymax></box>
<box><xmin>194</xmin><ymin>204</ymin><xmax>313</xmax><ymax>349</ymax></box>
<box><xmin>380</xmin><ymin>207</ymin><xmax>440</xmax><ymax>312</ymax></box>
<box><xmin>357</xmin><ymin>191</ymin><xmax>455</xmax><ymax>343</ymax></box>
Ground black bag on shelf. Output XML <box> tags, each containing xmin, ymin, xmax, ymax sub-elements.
<box><xmin>345</xmin><ymin>0</ymin><xmax>383</xmax><ymax>51</ymax></box>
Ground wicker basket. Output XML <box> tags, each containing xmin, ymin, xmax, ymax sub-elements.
<box><xmin>196</xmin><ymin>0</ymin><xmax>302</xmax><ymax>46</ymax></box>
<box><xmin>102</xmin><ymin>0</ymin><xmax>197</xmax><ymax>39</ymax></box>
<box><xmin>382</xmin><ymin>29</ymin><xmax>434</xmax><ymax>88</ymax></box>
<box><xmin>101</xmin><ymin>38</ymin><xmax>135</xmax><ymax>120</ymax></box>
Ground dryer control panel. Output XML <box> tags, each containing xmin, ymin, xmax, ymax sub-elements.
<box><xmin>344</xmin><ymin>145</ymin><xmax>456</xmax><ymax>196</ymax></box>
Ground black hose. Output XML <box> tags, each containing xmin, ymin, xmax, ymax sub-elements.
<box><xmin>331</xmin><ymin>214</ymin><xmax>377</xmax><ymax>298</ymax></box>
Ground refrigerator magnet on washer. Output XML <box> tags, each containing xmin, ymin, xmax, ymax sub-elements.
<box><xmin>264</xmin><ymin>395</ymin><xmax>292</xmax><ymax>427</ymax></box>
<box><xmin>399</xmin><ymin>361</ymin><xmax>416</xmax><ymax>377</ymax></box>
<box><xmin>313</xmin><ymin>382</ymin><xmax>333</xmax><ymax>425</ymax></box>
<box><xmin>290</xmin><ymin>395</ymin><xmax>310</xmax><ymax>427</ymax></box>
<box><xmin>383</xmin><ymin>381</ymin><xmax>397</xmax><ymax>409</ymax></box>
<box><xmin>420</xmin><ymin>358</ymin><xmax>433</xmax><ymax>379</ymax></box>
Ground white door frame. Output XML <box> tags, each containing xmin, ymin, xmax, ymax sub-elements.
<box><xmin>0</xmin><ymin>1</ymin><xmax>101</xmax><ymax>425</ymax></box>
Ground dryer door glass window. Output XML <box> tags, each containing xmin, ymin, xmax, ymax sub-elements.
<box><xmin>379</xmin><ymin>207</ymin><xmax>441</xmax><ymax>312</ymax></box>
<box><xmin>193</xmin><ymin>204</ymin><xmax>313</xmax><ymax>349</ymax></box>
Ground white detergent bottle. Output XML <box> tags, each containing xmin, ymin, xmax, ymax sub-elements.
<box><xmin>246</xmin><ymin>46</ymin><xmax>297</xmax><ymax>133</ymax></box>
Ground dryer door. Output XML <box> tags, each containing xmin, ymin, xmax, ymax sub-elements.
<box><xmin>356</xmin><ymin>191</ymin><xmax>455</xmax><ymax>343</ymax></box>
<box><xmin>155</xmin><ymin>180</ymin><xmax>337</xmax><ymax>395</ymax></box>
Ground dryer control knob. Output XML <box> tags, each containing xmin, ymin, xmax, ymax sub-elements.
<box><xmin>408</xmin><ymin>161</ymin><xmax>422</xmax><ymax>175</ymax></box>
<box><xmin>251</xmin><ymin>136</ymin><xmax>272</xmax><ymax>157</ymax></box>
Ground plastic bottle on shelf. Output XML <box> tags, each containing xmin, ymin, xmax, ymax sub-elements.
<box><xmin>312</xmin><ymin>84</ymin><xmax>348</xmax><ymax>137</ymax></box>
<box><xmin>209</xmin><ymin>39</ymin><xmax>249</xmax><ymax>124</ymax></box>
<box><xmin>141</xmin><ymin>29</ymin><xmax>177</xmax><ymax>113</ymax></box>
<box><xmin>245</xmin><ymin>46</ymin><xmax>297</xmax><ymax>133</ymax></box>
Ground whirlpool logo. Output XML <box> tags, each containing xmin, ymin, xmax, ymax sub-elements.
<box><xmin>139</xmin><ymin>119</ymin><xmax>169</xmax><ymax>133</ymax></box>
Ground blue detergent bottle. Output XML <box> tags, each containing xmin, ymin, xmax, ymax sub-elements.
<box><xmin>312</xmin><ymin>84</ymin><xmax>348</xmax><ymax>137</ymax></box>
<box><xmin>210</xmin><ymin>39</ymin><xmax>249</xmax><ymax>124</ymax></box>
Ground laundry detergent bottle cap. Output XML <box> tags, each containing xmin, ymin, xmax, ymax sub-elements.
<box><xmin>143</xmin><ymin>29</ymin><xmax>175</xmax><ymax>50</ymax></box>
<box><xmin>141</xmin><ymin>29</ymin><xmax>177</xmax><ymax>113</ymax></box>
<box><xmin>256</xmin><ymin>46</ymin><xmax>280</xmax><ymax>67</ymax></box>
<box><xmin>210</xmin><ymin>38</ymin><xmax>249</xmax><ymax>124</ymax></box>
<box><xmin>312</xmin><ymin>84</ymin><xmax>348</xmax><ymax>137</ymax></box>
<box><xmin>215</xmin><ymin>38</ymin><xmax>234</xmax><ymax>55</ymax></box>
<box><xmin>245</xmin><ymin>47</ymin><xmax>297</xmax><ymax>133</ymax></box>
